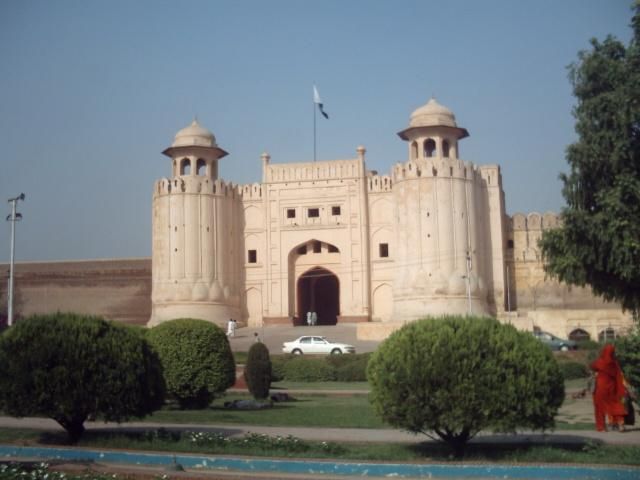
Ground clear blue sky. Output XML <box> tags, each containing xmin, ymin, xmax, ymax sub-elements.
<box><xmin>0</xmin><ymin>0</ymin><xmax>633</xmax><ymax>262</ymax></box>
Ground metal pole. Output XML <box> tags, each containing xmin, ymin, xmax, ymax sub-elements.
<box><xmin>6</xmin><ymin>193</ymin><xmax>24</xmax><ymax>327</ymax></box>
<box><xmin>313</xmin><ymin>98</ymin><xmax>317</xmax><ymax>162</ymax></box>
<box><xmin>7</xmin><ymin>199</ymin><xmax>16</xmax><ymax>327</ymax></box>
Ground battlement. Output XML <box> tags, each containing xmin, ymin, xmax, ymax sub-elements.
<box><xmin>237</xmin><ymin>182</ymin><xmax>263</xmax><ymax>200</ymax></box>
<box><xmin>478</xmin><ymin>164</ymin><xmax>502</xmax><ymax>187</ymax></box>
<box><xmin>508</xmin><ymin>211</ymin><xmax>561</xmax><ymax>264</ymax></box>
<box><xmin>154</xmin><ymin>177</ymin><xmax>237</xmax><ymax>197</ymax></box>
<box><xmin>264</xmin><ymin>158</ymin><xmax>362</xmax><ymax>183</ymax></box>
<box><xmin>511</xmin><ymin>211</ymin><xmax>561</xmax><ymax>231</ymax></box>
<box><xmin>367</xmin><ymin>174</ymin><xmax>393</xmax><ymax>192</ymax></box>
<box><xmin>392</xmin><ymin>158</ymin><xmax>478</xmax><ymax>181</ymax></box>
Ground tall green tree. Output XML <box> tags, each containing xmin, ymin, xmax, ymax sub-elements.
<box><xmin>540</xmin><ymin>5</ymin><xmax>640</xmax><ymax>319</ymax></box>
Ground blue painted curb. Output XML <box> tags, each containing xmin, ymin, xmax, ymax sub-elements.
<box><xmin>1</xmin><ymin>445</ymin><xmax>639</xmax><ymax>479</ymax></box>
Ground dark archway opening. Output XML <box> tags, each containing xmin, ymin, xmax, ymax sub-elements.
<box><xmin>569</xmin><ymin>328</ymin><xmax>590</xmax><ymax>342</ymax></box>
<box><xmin>296</xmin><ymin>267</ymin><xmax>340</xmax><ymax>326</ymax></box>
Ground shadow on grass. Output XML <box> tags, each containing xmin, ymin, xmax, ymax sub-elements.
<box><xmin>406</xmin><ymin>434</ymin><xmax>607</xmax><ymax>461</ymax></box>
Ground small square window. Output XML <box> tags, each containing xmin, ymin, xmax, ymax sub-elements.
<box><xmin>287</xmin><ymin>209</ymin><xmax>296</xmax><ymax>219</ymax></box>
<box><xmin>507</xmin><ymin>239</ymin><xmax>514</xmax><ymax>249</ymax></box>
<box><xmin>331</xmin><ymin>206</ymin><xmax>341</xmax><ymax>216</ymax></box>
<box><xmin>379</xmin><ymin>243</ymin><xmax>389</xmax><ymax>258</ymax></box>
<box><xmin>248</xmin><ymin>250</ymin><xmax>257</xmax><ymax>263</ymax></box>
<box><xmin>313</xmin><ymin>241</ymin><xmax>321</xmax><ymax>253</ymax></box>
<box><xmin>298</xmin><ymin>245</ymin><xmax>307</xmax><ymax>255</ymax></box>
<box><xmin>308</xmin><ymin>208</ymin><xmax>320</xmax><ymax>218</ymax></box>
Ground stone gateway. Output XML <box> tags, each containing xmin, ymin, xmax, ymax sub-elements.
<box><xmin>147</xmin><ymin>98</ymin><xmax>632</xmax><ymax>339</ymax></box>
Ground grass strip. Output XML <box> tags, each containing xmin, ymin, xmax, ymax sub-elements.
<box><xmin>0</xmin><ymin>428</ymin><xmax>639</xmax><ymax>466</ymax></box>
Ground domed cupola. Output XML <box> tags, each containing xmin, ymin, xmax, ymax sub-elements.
<box><xmin>408</xmin><ymin>98</ymin><xmax>458</xmax><ymax>129</ymax></box>
<box><xmin>171</xmin><ymin>119</ymin><xmax>218</xmax><ymax>148</ymax></box>
<box><xmin>162</xmin><ymin>119</ymin><xmax>228</xmax><ymax>179</ymax></box>
<box><xmin>398</xmin><ymin>97</ymin><xmax>468</xmax><ymax>160</ymax></box>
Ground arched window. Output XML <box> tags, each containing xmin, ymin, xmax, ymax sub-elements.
<box><xmin>598</xmin><ymin>327</ymin><xmax>617</xmax><ymax>343</ymax></box>
<box><xmin>568</xmin><ymin>328</ymin><xmax>590</xmax><ymax>342</ymax></box>
<box><xmin>424</xmin><ymin>139</ymin><xmax>436</xmax><ymax>158</ymax></box>
<box><xmin>442</xmin><ymin>140</ymin><xmax>450</xmax><ymax>158</ymax></box>
<box><xmin>411</xmin><ymin>141</ymin><xmax>418</xmax><ymax>160</ymax></box>
<box><xmin>180</xmin><ymin>158</ymin><xmax>191</xmax><ymax>176</ymax></box>
<box><xmin>196</xmin><ymin>159</ymin><xmax>206</xmax><ymax>176</ymax></box>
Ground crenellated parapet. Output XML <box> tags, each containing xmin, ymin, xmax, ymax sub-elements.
<box><xmin>367</xmin><ymin>174</ymin><xmax>393</xmax><ymax>192</ymax></box>
<box><xmin>392</xmin><ymin>157</ymin><xmax>479</xmax><ymax>182</ymax></box>
<box><xmin>237</xmin><ymin>182</ymin><xmax>263</xmax><ymax>200</ymax></box>
<box><xmin>153</xmin><ymin>177</ymin><xmax>239</xmax><ymax>197</ymax></box>
<box><xmin>265</xmin><ymin>158</ymin><xmax>361</xmax><ymax>183</ymax></box>
<box><xmin>478</xmin><ymin>164</ymin><xmax>502</xmax><ymax>187</ymax></box>
<box><xmin>509</xmin><ymin>211</ymin><xmax>561</xmax><ymax>263</ymax></box>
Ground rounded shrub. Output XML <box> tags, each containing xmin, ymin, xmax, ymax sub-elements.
<box><xmin>282</xmin><ymin>357</ymin><xmax>336</xmax><ymax>382</ymax></box>
<box><xmin>367</xmin><ymin>315</ymin><xmax>565</xmax><ymax>457</ymax></box>
<box><xmin>147</xmin><ymin>319</ymin><xmax>235</xmax><ymax>409</ymax></box>
<box><xmin>558</xmin><ymin>360</ymin><xmax>589</xmax><ymax>380</ymax></box>
<box><xmin>244</xmin><ymin>342</ymin><xmax>272</xmax><ymax>399</ymax></box>
<box><xmin>616</xmin><ymin>328</ymin><xmax>640</xmax><ymax>391</ymax></box>
<box><xmin>0</xmin><ymin>313</ymin><xmax>165</xmax><ymax>443</ymax></box>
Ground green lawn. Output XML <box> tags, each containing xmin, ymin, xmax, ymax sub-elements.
<box><xmin>148</xmin><ymin>393</ymin><xmax>385</xmax><ymax>428</ymax></box>
<box><xmin>145</xmin><ymin>387</ymin><xmax>593</xmax><ymax>431</ymax></box>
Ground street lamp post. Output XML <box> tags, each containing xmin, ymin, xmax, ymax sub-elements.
<box><xmin>6</xmin><ymin>193</ymin><xmax>25</xmax><ymax>327</ymax></box>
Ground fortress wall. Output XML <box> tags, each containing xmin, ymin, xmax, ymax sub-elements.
<box><xmin>507</xmin><ymin>211</ymin><xmax>611</xmax><ymax>311</ymax></box>
<box><xmin>0</xmin><ymin>258</ymin><xmax>151</xmax><ymax>326</ymax></box>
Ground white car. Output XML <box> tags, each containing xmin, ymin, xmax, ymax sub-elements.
<box><xmin>282</xmin><ymin>336</ymin><xmax>356</xmax><ymax>355</ymax></box>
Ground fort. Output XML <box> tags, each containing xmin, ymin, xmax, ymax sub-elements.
<box><xmin>1</xmin><ymin>98</ymin><xmax>632</xmax><ymax>341</ymax></box>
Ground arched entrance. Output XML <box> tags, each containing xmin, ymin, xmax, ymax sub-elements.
<box><xmin>297</xmin><ymin>267</ymin><xmax>340</xmax><ymax>326</ymax></box>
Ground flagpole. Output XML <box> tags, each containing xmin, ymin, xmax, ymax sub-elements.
<box><xmin>313</xmin><ymin>95</ymin><xmax>317</xmax><ymax>162</ymax></box>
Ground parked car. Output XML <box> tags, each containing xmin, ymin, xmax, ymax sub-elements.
<box><xmin>282</xmin><ymin>336</ymin><xmax>356</xmax><ymax>355</ymax></box>
<box><xmin>533</xmin><ymin>330</ymin><xmax>577</xmax><ymax>351</ymax></box>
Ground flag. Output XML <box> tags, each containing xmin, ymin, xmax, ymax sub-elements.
<box><xmin>313</xmin><ymin>85</ymin><xmax>329</xmax><ymax>119</ymax></box>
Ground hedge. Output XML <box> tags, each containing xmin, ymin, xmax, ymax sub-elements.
<box><xmin>268</xmin><ymin>353</ymin><xmax>371</xmax><ymax>382</ymax></box>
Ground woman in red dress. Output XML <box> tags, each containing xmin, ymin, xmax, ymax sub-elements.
<box><xmin>590</xmin><ymin>344</ymin><xmax>627</xmax><ymax>431</ymax></box>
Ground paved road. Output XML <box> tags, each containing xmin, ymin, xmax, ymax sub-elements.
<box><xmin>228</xmin><ymin>324</ymin><xmax>379</xmax><ymax>354</ymax></box>
<box><xmin>1</xmin><ymin>416</ymin><xmax>639</xmax><ymax>446</ymax></box>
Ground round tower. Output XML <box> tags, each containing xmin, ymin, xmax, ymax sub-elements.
<box><xmin>149</xmin><ymin>120</ymin><xmax>239</xmax><ymax>327</ymax></box>
<box><xmin>392</xmin><ymin>98</ymin><xmax>490</xmax><ymax>319</ymax></box>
